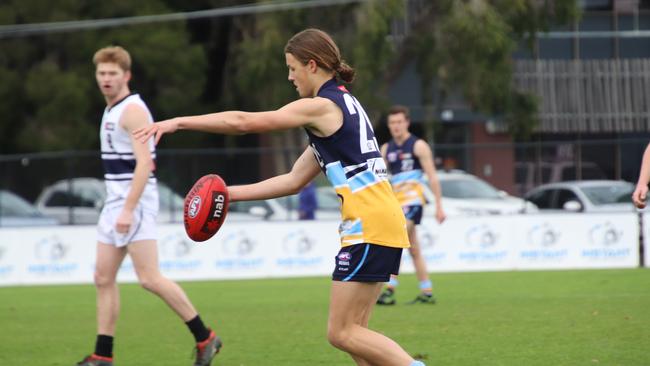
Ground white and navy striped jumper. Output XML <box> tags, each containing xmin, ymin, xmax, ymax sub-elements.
<box><xmin>99</xmin><ymin>93</ymin><xmax>159</xmax><ymax>213</ymax></box>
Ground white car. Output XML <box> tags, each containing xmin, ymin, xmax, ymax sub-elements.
<box><xmin>422</xmin><ymin>171</ymin><xmax>538</xmax><ymax>217</ymax></box>
<box><xmin>0</xmin><ymin>190</ymin><xmax>59</xmax><ymax>227</ymax></box>
<box><xmin>35</xmin><ymin>177</ymin><xmax>342</xmax><ymax>224</ymax></box>
<box><xmin>228</xmin><ymin>186</ymin><xmax>341</xmax><ymax>221</ymax></box>
<box><xmin>35</xmin><ymin>177</ymin><xmax>185</xmax><ymax>224</ymax></box>
<box><xmin>524</xmin><ymin>180</ymin><xmax>635</xmax><ymax>213</ymax></box>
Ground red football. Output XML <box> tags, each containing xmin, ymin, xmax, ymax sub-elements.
<box><xmin>183</xmin><ymin>174</ymin><xmax>230</xmax><ymax>242</ymax></box>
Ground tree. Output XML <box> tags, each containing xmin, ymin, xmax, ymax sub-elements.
<box><xmin>0</xmin><ymin>0</ymin><xmax>580</xmax><ymax>155</ymax></box>
<box><xmin>0</xmin><ymin>0</ymin><xmax>207</xmax><ymax>153</ymax></box>
<box><xmin>186</xmin><ymin>0</ymin><xmax>579</xmax><ymax>145</ymax></box>
<box><xmin>382</xmin><ymin>0</ymin><xmax>580</xmax><ymax>140</ymax></box>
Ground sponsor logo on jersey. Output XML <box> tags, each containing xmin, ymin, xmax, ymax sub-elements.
<box><xmin>337</xmin><ymin>251</ymin><xmax>350</xmax><ymax>270</ymax></box>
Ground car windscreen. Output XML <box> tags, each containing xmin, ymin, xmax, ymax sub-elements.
<box><xmin>158</xmin><ymin>184</ymin><xmax>184</xmax><ymax>210</ymax></box>
<box><xmin>581</xmin><ymin>184</ymin><xmax>634</xmax><ymax>205</ymax></box>
<box><xmin>440</xmin><ymin>179</ymin><xmax>502</xmax><ymax>199</ymax></box>
<box><xmin>0</xmin><ymin>190</ymin><xmax>42</xmax><ymax>217</ymax></box>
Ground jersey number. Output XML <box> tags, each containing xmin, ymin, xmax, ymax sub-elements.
<box><xmin>401</xmin><ymin>159</ymin><xmax>414</xmax><ymax>171</ymax></box>
<box><xmin>106</xmin><ymin>133</ymin><xmax>115</xmax><ymax>150</ymax></box>
<box><xmin>343</xmin><ymin>94</ymin><xmax>379</xmax><ymax>154</ymax></box>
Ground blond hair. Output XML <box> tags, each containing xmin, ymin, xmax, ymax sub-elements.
<box><xmin>93</xmin><ymin>46</ymin><xmax>131</xmax><ymax>71</ymax></box>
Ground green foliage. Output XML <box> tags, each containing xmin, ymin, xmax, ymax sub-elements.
<box><xmin>0</xmin><ymin>270</ymin><xmax>648</xmax><ymax>365</ymax></box>
<box><xmin>0</xmin><ymin>0</ymin><xmax>580</xmax><ymax>153</ymax></box>
<box><xmin>345</xmin><ymin>0</ymin><xmax>404</xmax><ymax>113</ymax></box>
<box><xmin>0</xmin><ymin>0</ymin><xmax>206</xmax><ymax>153</ymax></box>
<box><xmin>399</xmin><ymin>0</ymin><xmax>580</xmax><ymax>140</ymax></box>
<box><xmin>20</xmin><ymin>60</ymin><xmax>93</xmax><ymax>150</ymax></box>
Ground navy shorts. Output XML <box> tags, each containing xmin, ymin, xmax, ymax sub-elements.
<box><xmin>332</xmin><ymin>243</ymin><xmax>403</xmax><ymax>282</ymax></box>
<box><xmin>403</xmin><ymin>205</ymin><xmax>423</xmax><ymax>225</ymax></box>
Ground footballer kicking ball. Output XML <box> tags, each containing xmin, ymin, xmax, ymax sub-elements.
<box><xmin>183</xmin><ymin>174</ymin><xmax>230</xmax><ymax>242</ymax></box>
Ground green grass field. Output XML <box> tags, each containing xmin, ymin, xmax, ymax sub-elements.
<box><xmin>1</xmin><ymin>269</ymin><xmax>648</xmax><ymax>366</ymax></box>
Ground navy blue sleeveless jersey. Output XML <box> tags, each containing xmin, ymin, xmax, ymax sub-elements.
<box><xmin>305</xmin><ymin>79</ymin><xmax>408</xmax><ymax>249</ymax></box>
<box><xmin>385</xmin><ymin>135</ymin><xmax>426</xmax><ymax>206</ymax></box>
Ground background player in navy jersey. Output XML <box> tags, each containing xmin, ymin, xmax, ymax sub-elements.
<box><xmin>376</xmin><ymin>105</ymin><xmax>446</xmax><ymax>305</ymax></box>
<box><xmin>134</xmin><ymin>29</ymin><xmax>427</xmax><ymax>366</ymax></box>
<box><xmin>77</xmin><ymin>46</ymin><xmax>220</xmax><ymax>366</ymax></box>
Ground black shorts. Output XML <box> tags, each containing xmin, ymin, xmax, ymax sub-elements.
<box><xmin>403</xmin><ymin>205</ymin><xmax>423</xmax><ymax>225</ymax></box>
<box><xmin>332</xmin><ymin>243</ymin><xmax>403</xmax><ymax>282</ymax></box>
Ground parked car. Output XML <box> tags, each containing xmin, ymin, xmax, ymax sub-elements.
<box><xmin>422</xmin><ymin>171</ymin><xmax>538</xmax><ymax>217</ymax></box>
<box><xmin>36</xmin><ymin>177</ymin><xmax>341</xmax><ymax>224</ymax></box>
<box><xmin>228</xmin><ymin>186</ymin><xmax>341</xmax><ymax>221</ymax></box>
<box><xmin>524</xmin><ymin>180</ymin><xmax>635</xmax><ymax>213</ymax></box>
<box><xmin>35</xmin><ymin>177</ymin><xmax>184</xmax><ymax>224</ymax></box>
<box><xmin>0</xmin><ymin>190</ymin><xmax>59</xmax><ymax>227</ymax></box>
<box><xmin>515</xmin><ymin>161</ymin><xmax>607</xmax><ymax>196</ymax></box>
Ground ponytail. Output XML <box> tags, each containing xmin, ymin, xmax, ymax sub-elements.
<box><xmin>336</xmin><ymin>61</ymin><xmax>355</xmax><ymax>83</ymax></box>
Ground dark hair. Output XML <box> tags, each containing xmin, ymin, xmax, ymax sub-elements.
<box><xmin>388</xmin><ymin>105</ymin><xmax>410</xmax><ymax>120</ymax></box>
<box><xmin>284</xmin><ymin>28</ymin><xmax>355</xmax><ymax>83</ymax></box>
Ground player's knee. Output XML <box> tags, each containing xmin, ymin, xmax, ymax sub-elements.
<box><xmin>138</xmin><ymin>275</ymin><xmax>163</xmax><ymax>293</ymax></box>
<box><xmin>326</xmin><ymin>327</ymin><xmax>351</xmax><ymax>350</ymax></box>
<box><xmin>409</xmin><ymin>245</ymin><xmax>422</xmax><ymax>258</ymax></box>
<box><xmin>94</xmin><ymin>271</ymin><xmax>115</xmax><ymax>288</ymax></box>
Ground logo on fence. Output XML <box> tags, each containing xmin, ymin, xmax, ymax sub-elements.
<box><xmin>35</xmin><ymin>236</ymin><xmax>67</xmax><ymax>261</ymax></box>
<box><xmin>465</xmin><ymin>224</ymin><xmax>498</xmax><ymax>249</ymax></box>
<box><xmin>527</xmin><ymin>223</ymin><xmax>560</xmax><ymax>247</ymax></box>
<box><xmin>589</xmin><ymin>222</ymin><xmax>622</xmax><ymax>246</ymax></box>
<box><xmin>222</xmin><ymin>231</ymin><xmax>257</xmax><ymax>256</ymax></box>
<box><xmin>282</xmin><ymin>230</ymin><xmax>315</xmax><ymax>255</ymax></box>
<box><xmin>160</xmin><ymin>233</ymin><xmax>193</xmax><ymax>258</ymax></box>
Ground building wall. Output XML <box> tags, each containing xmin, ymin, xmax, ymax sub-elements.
<box><xmin>469</xmin><ymin>123</ymin><xmax>517</xmax><ymax>195</ymax></box>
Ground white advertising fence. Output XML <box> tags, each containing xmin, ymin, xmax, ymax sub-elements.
<box><xmin>404</xmin><ymin>213</ymin><xmax>639</xmax><ymax>272</ymax></box>
<box><xmin>0</xmin><ymin>212</ymin><xmax>641</xmax><ymax>286</ymax></box>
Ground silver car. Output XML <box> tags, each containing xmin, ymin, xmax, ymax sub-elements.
<box><xmin>524</xmin><ymin>180</ymin><xmax>635</xmax><ymax>213</ymax></box>
<box><xmin>422</xmin><ymin>171</ymin><xmax>538</xmax><ymax>216</ymax></box>
<box><xmin>0</xmin><ymin>190</ymin><xmax>59</xmax><ymax>227</ymax></box>
<box><xmin>228</xmin><ymin>186</ymin><xmax>341</xmax><ymax>221</ymax></box>
<box><xmin>35</xmin><ymin>177</ymin><xmax>184</xmax><ymax>224</ymax></box>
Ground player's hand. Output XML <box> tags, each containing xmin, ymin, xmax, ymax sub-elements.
<box><xmin>632</xmin><ymin>183</ymin><xmax>648</xmax><ymax>209</ymax></box>
<box><xmin>435</xmin><ymin>207</ymin><xmax>446</xmax><ymax>224</ymax></box>
<box><xmin>115</xmin><ymin>209</ymin><xmax>134</xmax><ymax>234</ymax></box>
<box><xmin>133</xmin><ymin>118</ymin><xmax>179</xmax><ymax>145</ymax></box>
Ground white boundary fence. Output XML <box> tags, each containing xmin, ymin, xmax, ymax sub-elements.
<box><xmin>0</xmin><ymin>212</ymin><xmax>643</xmax><ymax>286</ymax></box>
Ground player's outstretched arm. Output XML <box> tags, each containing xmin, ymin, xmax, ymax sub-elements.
<box><xmin>380</xmin><ymin>143</ymin><xmax>388</xmax><ymax>160</ymax></box>
<box><xmin>633</xmin><ymin>142</ymin><xmax>650</xmax><ymax>208</ymax></box>
<box><xmin>132</xmin><ymin>98</ymin><xmax>334</xmax><ymax>145</ymax></box>
<box><xmin>415</xmin><ymin>139</ymin><xmax>446</xmax><ymax>224</ymax></box>
<box><xmin>228</xmin><ymin>147</ymin><xmax>321</xmax><ymax>202</ymax></box>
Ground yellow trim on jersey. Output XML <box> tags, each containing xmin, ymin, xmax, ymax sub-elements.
<box><xmin>392</xmin><ymin>181</ymin><xmax>426</xmax><ymax>207</ymax></box>
<box><xmin>336</xmin><ymin>181</ymin><xmax>409</xmax><ymax>249</ymax></box>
